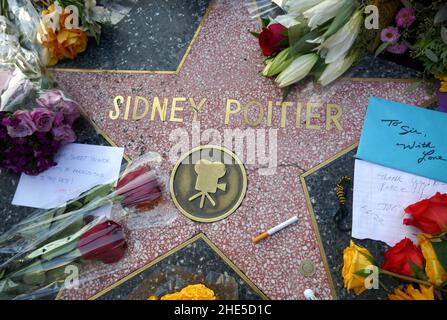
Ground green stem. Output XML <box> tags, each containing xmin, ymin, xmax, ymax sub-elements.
<box><xmin>379</xmin><ymin>269</ymin><xmax>432</xmax><ymax>287</ymax></box>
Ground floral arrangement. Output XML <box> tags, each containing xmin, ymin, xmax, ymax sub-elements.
<box><xmin>375</xmin><ymin>1</ymin><xmax>447</xmax><ymax>111</ymax></box>
<box><xmin>252</xmin><ymin>0</ymin><xmax>367</xmax><ymax>89</ymax></box>
<box><xmin>148</xmin><ymin>284</ymin><xmax>217</xmax><ymax>300</ymax></box>
<box><xmin>342</xmin><ymin>192</ymin><xmax>447</xmax><ymax>300</ymax></box>
<box><xmin>33</xmin><ymin>0</ymin><xmax>134</xmax><ymax>66</ymax></box>
<box><xmin>0</xmin><ymin>155</ymin><xmax>163</xmax><ymax>299</ymax></box>
<box><xmin>0</xmin><ymin>89</ymin><xmax>80</xmax><ymax>175</ymax></box>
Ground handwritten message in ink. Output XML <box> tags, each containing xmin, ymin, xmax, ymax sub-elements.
<box><xmin>352</xmin><ymin>159</ymin><xmax>447</xmax><ymax>246</ymax></box>
<box><xmin>381</xmin><ymin>119</ymin><xmax>446</xmax><ymax>165</ymax></box>
<box><xmin>358</xmin><ymin>97</ymin><xmax>447</xmax><ymax>183</ymax></box>
<box><xmin>13</xmin><ymin>143</ymin><xmax>124</xmax><ymax>209</ymax></box>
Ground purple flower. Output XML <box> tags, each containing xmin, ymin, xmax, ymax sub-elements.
<box><xmin>31</xmin><ymin>108</ymin><xmax>55</xmax><ymax>132</ymax></box>
<box><xmin>395</xmin><ymin>7</ymin><xmax>416</xmax><ymax>28</ymax></box>
<box><xmin>37</xmin><ymin>89</ymin><xmax>80</xmax><ymax>125</ymax></box>
<box><xmin>387</xmin><ymin>42</ymin><xmax>408</xmax><ymax>54</ymax></box>
<box><xmin>6</xmin><ymin>111</ymin><xmax>36</xmax><ymax>138</ymax></box>
<box><xmin>381</xmin><ymin>27</ymin><xmax>400</xmax><ymax>43</ymax></box>
<box><xmin>52</xmin><ymin>124</ymin><xmax>76</xmax><ymax>145</ymax></box>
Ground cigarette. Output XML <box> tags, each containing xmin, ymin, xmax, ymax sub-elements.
<box><xmin>252</xmin><ymin>215</ymin><xmax>299</xmax><ymax>244</ymax></box>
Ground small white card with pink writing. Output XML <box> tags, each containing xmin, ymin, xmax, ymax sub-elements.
<box><xmin>12</xmin><ymin>143</ymin><xmax>124</xmax><ymax>209</ymax></box>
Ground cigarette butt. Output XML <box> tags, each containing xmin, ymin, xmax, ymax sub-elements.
<box><xmin>252</xmin><ymin>231</ymin><xmax>269</xmax><ymax>244</ymax></box>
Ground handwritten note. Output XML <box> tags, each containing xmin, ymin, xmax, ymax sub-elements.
<box><xmin>12</xmin><ymin>143</ymin><xmax>124</xmax><ymax>209</ymax></box>
<box><xmin>352</xmin><ymin>159</ymin><xmax>447</xmax><ymax>246</ymax></box>
<box><xmin>357</xmin><ymin>97</ymin><xmax>447</xmax><ymax>183</ymax></box>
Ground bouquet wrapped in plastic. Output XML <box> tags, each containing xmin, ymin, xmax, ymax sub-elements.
<box><xmin>248</xmin><ymin>0</ymin><xmax>373</xmax><ymax>88</ymax></box>
<box><xmin>0</xmin><ymin>151</ymin><xmax>174</xmax><ymax>300</ymax></box>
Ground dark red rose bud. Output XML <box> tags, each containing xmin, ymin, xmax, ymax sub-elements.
<box><xmin>79</xmin><ymin>220</ymin><xmax>127</xmax><ymax>264</ymax></box>
<box><xmin>404</xmin><ymin>192</ymin><xmax>447</xmax><ymax>235</ymax></box>
<box><xmin>381</xmin><ymin>238</ymin><xmax>425</xmax><ymax>277</ymax></box>
<box><xmin>259</xmin><ymin>23</ymin><xmax>287</xmax><ymax>57</ymax></box>
<box><xmin>116</xmin><ymin>165</ymin><xmax>162</xmax><ymax>209</ymax></box>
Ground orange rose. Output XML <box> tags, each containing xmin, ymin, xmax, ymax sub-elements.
<box><xmin>39</xmin><ymin>4</ymin><xmax>88</xmax><ymax>65</ymax></box>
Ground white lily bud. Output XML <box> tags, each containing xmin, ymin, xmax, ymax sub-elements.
<box><xmin>303</xmin><ymin>0</ymin><xmax>346</xmax><ymax>30</ymax></box>
<box><xmin>318</xmin><ymin>53</ymin><xmax>356</xmax><ymax>86</ymax></box>
<box><xmin>284</xmin><ymin>0</ymin><xmax>325</xmax><ymax>15</ymax></box>
<box><xmin>275</xmin><ymin>53</ymin><xmax>319</xmax><ymax>88</ymax></box>
<box><xmin>320</xmin><ymin>10</ymin><xmax>363</xmax><ymax>63</ymax></box>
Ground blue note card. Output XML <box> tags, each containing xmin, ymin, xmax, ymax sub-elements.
<box><xmin>357</xmin><ymin>97</ymin><xmax>447</xmax><ymax>183</ymax></box>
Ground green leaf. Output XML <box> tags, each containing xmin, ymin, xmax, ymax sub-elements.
<box><xmin>409</xmin><ymin>260</ymin><xmax>428</xmax><ymax>281</ymax></box>
<box><xmin>360</xmin><ymin>251</ymin><xmax>375</xmax><ymax>264</ymax></box>
<box><xmin>355</xmin><ymin>268</ymin><xmax>373</xmax><ymax>277</ymax></box>
<box><xmin>83</xmin><ymin>183</ymin><xmax>114</xmax><ymax>204</ymax></box>
<box><xmin>261</xmin><ymin>17</ymin><xmax>270</xmax><ymax>28</ymax></box>
<box><xmin>289</xmin><ymin>30</ymin><xmax>322</xmax><ymax>57</ymax></box>
<box><xmin>432</xmin><ymin>240</ymin><xmax>447</xmax><ymax>272</ymax></box>
<box><xmin>434</xmin><ymin>3</ymin><xmax>447</xmax><ymax>24</ymax></box>
<box><xmin>441</xmin><ymin>27</ymin><xmax>447</xmax><ymax>46</ymax></box>
<box><xmin>401</xmin><ymin>0</ymin><xmax>412</xmax><ymax>8</ymax></box>
<box><xmin>374</xmin><ymin>42</ymin><xmax>389</xmax><ymax>58</ymax></box>
<box><xmin>425</xmin><ymin>49</ymin><xmax>439</xmax><ymax>62</ymax></box>
<box><xmin>251</xmin><ymin>31</ymin><xmax>260</xmax><ymax>39</ymax></box>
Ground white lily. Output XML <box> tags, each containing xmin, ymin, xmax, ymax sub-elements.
<box><xmin>275</xmin><ymin>53</ymin><xmax>318</xmax><ymax>88</ymax></box>
<box><xmin>273</xmin><ymin>13</ymin><xmax>301</xmax><ymax>28</ymax></box>
<box><xmin>318</xmin><ymin>53</ymin><xmax>356</xmax><ymax>86</ymax></box>
<box><xmin>303</xmin><ymin>0</ymin><xmax>345</xmax><ymax>30</ymax></box>
<box><xmin>284</xmin><ymin>0</ymin><xmax>325</xmax><ymax>15</ymax></box>
<box><xmin>319</xmin><ymin>10</ymin><xmax>363</xmax><ymax>63</ymax></box>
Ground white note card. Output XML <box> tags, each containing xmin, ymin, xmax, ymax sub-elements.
<box><xmin>13</xmin><ymin>143</ymin><xmax>124</xmax><ymax>209</ymax></box>
<box><xmin>352</xmin><ymin>159</ymin><xmax>447</xmax><ymax>246</ymax></box>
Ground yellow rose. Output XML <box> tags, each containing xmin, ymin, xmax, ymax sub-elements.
<box><xmin>417</xmin><ymin>234</ymin><xmax>447</xmax><ymax>287</ymax></box>
<box><xmin>436</xmin><ymin>75</ymin><xmax>447</xmax><ymax>93</ymax></box>
<box><xmin>342</xmin><ymin>241</ymin><xmax>375</xmax><ymax>295</ymax></box>
<box><xmin>389</xmin><ymin>284</ymin><xmax>435</xmax><ymax>300</ymax></box>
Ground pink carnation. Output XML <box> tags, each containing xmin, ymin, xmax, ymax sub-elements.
<box><xmin>395</xmin><ymin>7</ymin><xmax>416</xmax><ymax>28</ymax></box>
<box><xmin>387</xmin><ymin>42</ymin><xmax>408</xmax><ymax>55</ymax></box>
<box><xmin>381</xmin><ymin>27</ymin><xmax>400</xmax><ymax>43</ymax></box>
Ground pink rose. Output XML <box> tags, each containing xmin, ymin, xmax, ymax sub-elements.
<box><xmin>31</xmin><ymin>108</ymin><xmax>55</xmax><ymax>132</ymax></box>
<box><xmin>37</xmin><ymin>89</ymin><xmax>80</xmax><ymax>125</ymax></box>
<box><xmin>7</xmin><ymin>111</ymin><xmax>36</xmax><ymax>138</ymax></box>
<box><xmin>52</xmin><ymin>124</ymin><xmax>76</xmax><ymax>145</ymax></box>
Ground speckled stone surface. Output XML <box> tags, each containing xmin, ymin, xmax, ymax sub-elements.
<box><xmin>0</xmin><ymin>0</ymin><xmax>437</xmax><ymax>300</ymax></box>
<box><xmin>55</xmin><ymin>0</ymin><xmax>211</xmax><ymax>71</ymax></box>
<box><xmin>93</xmin><ymin>235</ymin><xmax>265</xmax><ymax>300</ymax></box>
<box><xmin>48</xmin><ymin>0</ymin><xmax>436</xmax><ymax>300</ymax></box>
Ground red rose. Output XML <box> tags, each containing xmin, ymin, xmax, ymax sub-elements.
<box><xmin>259</xmin><ymin>23</ymin><xmax>287</xmax><ymax>57</ymax></box>
<box><xmin>79</xmin><ymin>220</ymin><xmax>127</xmax><ymax>264</ymax></box>
<box><xmin>381</xmin><ymin>238</ymin><xmax>425</xmax><ymax>277</ymax></box>
<box><xmin>404</xmin><ymin>192</ymin><xmax>447</xmax><ymax>235</ymax></box>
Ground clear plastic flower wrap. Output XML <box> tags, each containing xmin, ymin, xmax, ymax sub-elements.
<box><xmin>128</xmin><ymin>266</ymin><xmax>239</xmax><ymax>300</ymax></box>
<box><xmin>0</xmin><ymin>151</ymin><xmax>177</xmax><ymax>300</ymax></box>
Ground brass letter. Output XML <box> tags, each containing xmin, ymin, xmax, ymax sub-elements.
<box><xmin>132</xmin><ymin>96</ymin><xmax>149</xmax><ymax>120</ymax></box>
<box><xmin>170</xmin><ymin>97</ymin><xmax>186</xmax><ymax>122</ymax></box>
<box><xmin>151</xmin><ymin>97</ymin><xmax>168</xmax><ymax>121</ymax></box>
<box><xmin>109</xmin><ymin>96</ymin><xmax>123</xmax><ymax>120</ymax></box>
<box><xmin>243</xmin><ymin>100</ymin><xmax>264</xmax><ymax>127</ymax></box>
<box><xmin>189</xmin><ymin>97</ymin><xmax>207</xmax><ymax>122</ymax></box>
<box><xmin>306</xmin><ymin>103</ymin><xmax>321</xmax><ymax>130</ymax></box>
<box><xmin>326</xmin><ymin>104</ymin><xmax>343</xmax><ymax>131</ymax></box>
